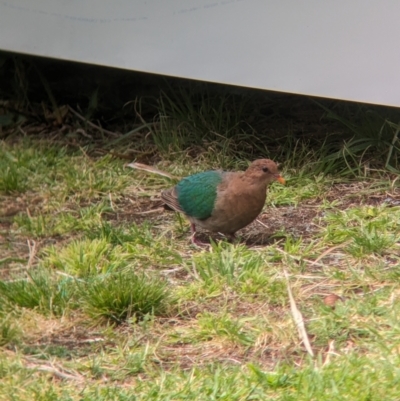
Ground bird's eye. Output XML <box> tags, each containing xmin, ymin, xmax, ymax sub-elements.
<box><xmin>262</xmin><ymin>167</ymin><xmax>269</xmax><ymax>173</ymax></box>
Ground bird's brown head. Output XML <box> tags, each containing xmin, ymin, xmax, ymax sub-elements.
<box><xmin>244</xmin><ymin>159</ymin><xmax>285</xmax><ymax>185</ymax></box>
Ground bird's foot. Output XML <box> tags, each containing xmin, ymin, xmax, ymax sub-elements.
<box><xmin>190</xmin><ymin>223</ymin><xmax>210</xmax><ymax>247</ymax></box>
<box><xmin>190</xmin><ymin>235</ymin><xmax>209</xmax><ymax>247</ymax></box>
<box><xmin>228</xmin><ymin>233</ymin><xmax>237</xmax><ymax>242</ymax></box>
<box><xmin>222</xmin><ymin>233</ymin><xmax>241</xmax><ymax>244</ymax></box>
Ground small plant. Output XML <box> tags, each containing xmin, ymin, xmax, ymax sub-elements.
<box><xmin>14</xmin><ymin>213</ymin><xmax>52</xmax><ymax>237</ymax></box>
<box><xmin>316</xmin><ymin>101</ymin><xmax>400</xmax><ymax>173</ymax></box>
<box><xmin>122</xmin><ymin>223</ymin><xmax>183</xmax><ymax>267</ymax></box>
<box><xmin>323</xmin><ymin>206</ymin><xmax>400</xmax><ymax>257</ymax></box>
<box><xmin>197</xmin><ymin>312</ymin><xmax>255</xmax><ymax>346</ymax></box>
<box><xmin>43</xmin><ymin>238</ymin><xmax>115</xmax><ymax>277</ymax></box>
<box><xmin>151</xmin><ymin>86</ymin><xmax>251</xmax><ymax>154</ymax></box>
<box><xmin>62</xmin><ymin>155</ymin><xmax>130</xmax><ymax>197</ymax></box>
<box><xmin>0</xmin><ymin>269</ymin><xmax>75</xmax><ymax>315</ymax></box>
<box><xmin>86</xmin><ymin>220</ymin><xmax>136</xmax><ymax>245</ymax></box>
<box><xmin>0</xmin><ymin>163</ymin><xmax>28</xmax><ymax>193</ymax></box>
<box><xmin>79</xmin><ymin>271</ymin><xmax>170</xmax><ymax>324</ymax></box>
<box><xmin>348</xmin><ymin>224</ymin><xmax>397</xmax><ymax>257</ymax></box>
<box><xmin>0</xmin><ymin>316</ymin><xmax>21</xmax><ymax>347</ymax></box>
<box><xmin>191</xmin><ymin>242</ymin><xmax>264</xmax><ymax>286</ymax></box>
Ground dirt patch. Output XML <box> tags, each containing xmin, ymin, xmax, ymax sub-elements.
<box><xmin>20</xmin><ymin>313</ymin><xmax>112</xmax><ymax>359</ymax></box>
<box><xmin>156</xmin><ymin>332</ymin><xmax>304</xmax><ymax>371</ymax></box>
<box><xmin>104</xmin><ymin>196</ymin><xmax>163</xmax><ymax>226</ymax></box>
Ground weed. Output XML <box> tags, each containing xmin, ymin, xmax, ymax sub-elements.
<box><xmin>0</xmin><ymin>269</ymin><xmax>75</xmax><ymax>316</ymax></box>
<box><xmin>0</xmin><ymin>316</ymin><xmax>21</xmax><ymax>347</ymax></box>
<box><xmin>197</xmin><ymin>312</ymin><xmax>255</xmax><ymax>346</ymax></box>
<box><xmin>316</xmin><ymin>101</ymin><xmax>400</xmax><ymax>173</ymax></box>
<box><xmin>79</xmin><ymin>271</ymin><xmax>170</xmax><ymax>324</ymax></box>
<box><xmin>323</xmin><ymin>205</ymin><xmax>400</xmax><ymax>256</ymax></box>
<box><xmin>43</xmin><ymin>238</ymin><xmax>121</xmax><ymax>277</ymax></box>
<box><xmin>191</xmin><ymin>242</ymin><xmax>263</xmax><ymax>286</ymax></box>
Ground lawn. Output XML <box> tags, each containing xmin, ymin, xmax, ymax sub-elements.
<box><xmin>1</xmin><ymin>60</ymin><xmax>400</xmax><ymax>400</ymax></box>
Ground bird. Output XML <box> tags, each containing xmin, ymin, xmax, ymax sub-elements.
<box><xmin>161</xmin><ymin>159</ymin><xmax>285</xmax><ymax>245</ymax></box>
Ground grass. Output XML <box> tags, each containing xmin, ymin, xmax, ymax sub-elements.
<box><xmin>0</xmin><ymin>269</ymin><xmax>75</xmax><ymax>315</ymax></box>
<box><xmin>79</xmin><ymin>271</ymin><xmax>170</xmax><ymax>324</ymax></box>
<box><xmin>1</xmin><ymin>65</ymin><xmax>400</xmax><ymax>398</ymax></box>
<box><xmin>323</xmin><ymin>205</ymin><xmax>400</xmax><ymax>257</ymax></box>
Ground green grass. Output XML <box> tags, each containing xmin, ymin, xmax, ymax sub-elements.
<box><xmin>323</xmin><ymin>205</ymin><xmax>400</xmax><ymax>257</ymax></box>
<box><xmin>0</xmin><ymin>269</ymin><xmax>75</xmax><ymax>316</ymax></box>
<box><xmin>0</xmin><ymin>315</ymin><xmax>21</xmax><ymax>347</ymax></box>
<box><xmin>79</xmin><ymin>271</ymin><xmax>170</xmax><ymax>324</ymax></box>
<box><xmin>1</xmin><ymin>77</ymin><xmax>400</xmax><ymax>399</ymax></box>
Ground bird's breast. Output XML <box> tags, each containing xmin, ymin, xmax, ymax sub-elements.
<box><xmin>201</xmin><ymin>185</ymin><xmax>267</xmax><ymax>234</ymax></box>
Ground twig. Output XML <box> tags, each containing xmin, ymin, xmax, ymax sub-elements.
<box><xmin>26</xmin><ymin>240</ymin><xmax>37</xmax><ymax>269</ymax></box>
<box><xmin>108</xmin><ymin>193</ymin><xmax>115</xmax><ymax>211</ymax></box>
<box><xmin>390</xmin><ymin>175</ymin><xmax>400</xmax><ymax>192</ymax></box>
<box><xmin>24</xmin><ymin>357</ymin><xmax>85</xmax><ymax>382</ymax></box>
<box><xmin>274</xmin><ymin>247</ymin><xmax>326</xmax><ymax>268</ymax></box>
<box><xmin>67</xmin><ymin>105</ymin><xmax>119</xmax><ymax>137</ymax></box>
<box><xmin>105</xmin><ymin>124</ymin><xmax>157</xmax><ymax>148</ymax></box>
<box><xmin>160</xmin><ymin>267</ymin><xmax>185</xmax><ymax>275</ymax></box>
<box><xmin>10</xmin><ymin>346</ymin><xmax>104</xmax><ymax>384</ymax></box>
<box><xmin>126</xmin><ymin>162</ymin><xmax>177</xmax><ymax>180</ymax></box>
<box><xmin>284</xmin><ymin>269</ymin><xmax>314</xmax><ymax>357</ymax></box>
<box><xmin>255</xmin><ymin>218</ymin><xmax>268</xmax><ymax>229</ymax></box>
<box><xmin>55</xmin><ymin>271</ymin><xmax>86</xmax><ymax>283</ymax></box>
<box><xmin>313</xmin><ymin>242</ymin><xmax>350</xmax><ymax>264</ymax></box>
<box><xmin>133</xmin><ymin>97</ymin><xmax>148</xmax><ymax>126</ymax></box>
<box><xmin>133</xmin><ymin>207</ymin><xmax>165</xmax><ymax>216</ymax></box>
<box><xmin>322</xmin><ymin>340</ymin><xmax>340</xmax><ymax>367</ymax></box>
<box><xmin>74</xmin><ymin>128</ymin><xmax>93</xmax><ymax>139</ymax></box>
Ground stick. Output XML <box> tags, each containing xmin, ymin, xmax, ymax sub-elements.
<box><xmin>313</xmin><ymin>242</ymin><xmax>350</xmax><ymax>264</ymax></box>
<box><xmin>284</xmin><ymin>269</ymin><xmax>314</xmax><ymax>357</ymax></box>
<box><xmin>24</xmin><ymin>358</ymin><xmax>85</xmax><ymax>382</ymax></box>
<box><xmin>26</xmin><ymin>240</ymin><xmax>37</xmax><ymax>269</ymax></box>
<box><xmin>126</xmin><ymin>162</ymin><xmax>177</xmax><ymax>180</ymax></box>
<box><xmin>68</xmin><ymin>105</ymin><xmax>119</xmax><ymax>137</ymax></box>
<box><xmin>274</xmin><ymin>247</ymin><xmax>326</xmax><ymax>268</ymax></box>
<box><xmin>255</xmin><ymin>218</ymin><xmax>268</xmax><ymax>229</ymax></box>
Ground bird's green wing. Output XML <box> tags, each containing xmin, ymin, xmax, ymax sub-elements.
<box><xmin>176</xmin><ymin>170</ymin><xmax>223</xmax><ymax>220</ymax></box>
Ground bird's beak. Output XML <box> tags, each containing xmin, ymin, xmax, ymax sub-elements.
<box><xmin>276</xmin><ymin>175</ymin><xmax>286</xmax><ymax>184</ymax></box>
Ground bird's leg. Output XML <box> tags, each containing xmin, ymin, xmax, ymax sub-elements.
<box><xmin>227</xmin><ymin>233</ymin><xmax>241</xmax><ymax>244</ymax></box>
<box><xmin>190</xmin><ymin>223</ymin><xmax>200</xmax><ymax>245</ymax></box>
<box><xmin>190</xmin><ymin>223</ymin><xmax>196</xmax><ymax>240</ymax></box>
<box><xmin>190</xmin><ymin>223</ymin><xmax>207</xmax><ymax>247</ymax></box>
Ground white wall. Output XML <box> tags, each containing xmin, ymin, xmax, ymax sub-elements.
<box><xmin>1</xmin><ymin>1</ymin><xmax>399</xmax><ymax>107</ymax></box>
